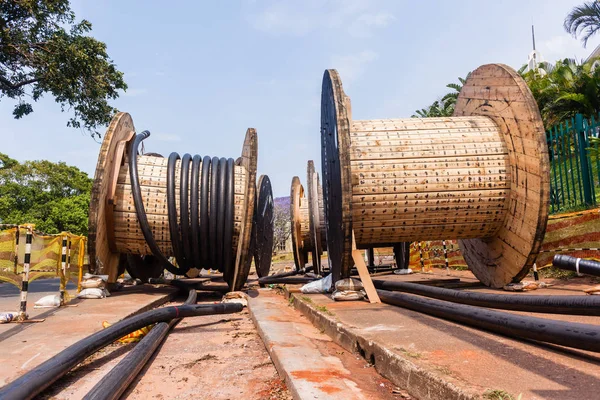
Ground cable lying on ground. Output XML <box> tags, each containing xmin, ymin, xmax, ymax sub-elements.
<box><xmin>0</xmin><ymin>301</ymin><xmax>243</xmax><ymax>400</ymax></box>
<box><xmin>372</xmin><ymin>279</ymin><xmax>600</xmax><ymax>315</ymax></box>
<box><xmin>553</xmin><ymin>254</ymin><xmax>600</xmax><ymax>278</ymax></box>
<box><xmin>83</xmin><ymin>289</ymin><xmax>199</xmax><ymax>400</ymax></box>
<box><xmin>377</xmin><ymin>289</ymin><xmax>600</xmax><ymax>353</ymax></box>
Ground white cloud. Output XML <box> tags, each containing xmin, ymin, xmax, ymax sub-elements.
<box><xmin>330</xmin><ymin>50</ymin><xmax>378</xmax><ymax>86</ymax></box>
<box><xmin>247</xmin><ymin>1</ymin><xmax>393</xmax><ymax>37</ymax></box>
<box><xmin>153</xmin><ymin>133</ymin><xmax>181</xmax><ymax>142</ymax></box>
<box><xmin>540</xmin><ymin>34</ymin><xmax>591</xmax><ymax>62</ymax></box>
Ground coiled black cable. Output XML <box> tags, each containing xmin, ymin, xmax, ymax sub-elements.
<box><xmin>129</xmin><ymin>132</ymin><xmax>235</xmax><ymax>276</ymax></box>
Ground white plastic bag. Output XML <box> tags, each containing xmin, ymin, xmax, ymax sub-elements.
<box><xmin>300</xmin><ymin>274</ymin><xmax>333</xmax><ymax>294</ymax></box>
<box><xmin>34</xmin><ymin>294</ymin><xmax>60</xmax><ymax>308</ymax></box>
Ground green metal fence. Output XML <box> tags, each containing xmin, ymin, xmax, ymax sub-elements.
<box><xmin>546</xmin><ymin>113</ymin><xmax>600</xmax><ymax>214</ymax></box>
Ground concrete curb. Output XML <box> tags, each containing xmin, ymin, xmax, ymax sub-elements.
<box><xmin>248</xmin><ymin>289</ymin><xmax>384</xmax><ymax>400</ymax></box>
<box><xmin>287</xmin><ymin>290</ymin><xmax>477</xmax><ymax>400</ymax></box>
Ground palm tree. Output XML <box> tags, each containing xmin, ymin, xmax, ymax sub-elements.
<box><xmin>411</xmin><ymin>99</ymin><xmax>454</xmax><ymax>118</ymax></box>
<box><xmin>521</xmin><ymin>58</ymin><xmax>600</xmax><ymax>127</ymax></box>
<box><xmin>564</xmin><ymin>1</ymin><xmax>600</xmax><ymax>47</ymax></box>
<box><xmin>441</xmin><ymin>73</ymin><xmax>471</xmax><ymax>108</ymax></box>
<box><xmin>412</xmin><ymin>74</ymin><xmax>471</xmax><ymax>118</ymax></box>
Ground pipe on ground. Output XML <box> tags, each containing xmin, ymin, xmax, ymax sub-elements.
<box><xmin>372</xmin><ymin>279</ymin><xmax>600</xmax><ymax>315</ymax></box>
<box><xmin>0</xmin><ymin>302</ymin><xmax>243</xmax><ymax>400</ymax></box>
<box><xmin>377</xmin><ymin>289</ymin><xmax>600</xmax><ymax>353</ymax></box>
<box><xmin>553</xmin><ymin>254</ymin><xmax>600</xmax><ymax>277</ymax></box>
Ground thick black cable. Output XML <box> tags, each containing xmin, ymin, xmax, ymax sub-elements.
<box><xmin>130</xmin><ymin>133</ymin><xmax>236</xmax><ymax>276</ymax></box>
<box><xmin>553</xmin><ymin>254</ymin><xmax>600</xmax><ymax>277</ymax></box>
<box><xmin>83</xmin><ymin>289</ymin><xmax>198</xmax><ymax>400</ymax></box>
<box><xmin>190</xmin><ymin>155</ymin><xmax>202</xmax><ymax>269</ymax></box>
<box><xmin>210</xmin><ymin>156</ymin><xmax>219</xmax><ymax>271</ymax></box>
<box><xmin>179</xmin><ymin>153</ymin><xmax>194</xmax><ymax>271</ymax></box>
<box><xmin>199</xmin><ymin>156</ymin><xmax>211</xmax><ymax>270</ymax></box>
<box><xmin>129</xmin><ymin>133</ymin><xmax>185</xmax><ymax>275</ymax></box>
<box><xmin>216</xmin><ymin>157</ymin><xmax>227</xmax><ymax>273</ymax></box>
<box><xmin>223</xmin><ymin>158</ymin><xmax>235</xmax><ymax>278</ymax></box>
<box><xmin>0</xmin><ymin>302</ymin><xmax>243</xmax><ymax>400</ymax></box>
<box><xmin>372</xmin><ymin>279</ymin><xmax>600</xmax><ymax>316</ymax></box>
<box><xmin>377</xmin><ymin>289</ymin><xmax>600</xmax><ymax>353</ymax></box>
<box><xmin>167</xmin><ymin>152</ymin><xmax>185</xmax><ymax>269</ymax></box>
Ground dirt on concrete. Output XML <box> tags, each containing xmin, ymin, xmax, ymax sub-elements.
<box><xmin>40</xmin><ymin>291</ymin><xmax>293</xmax><ymax>400</ymax></box>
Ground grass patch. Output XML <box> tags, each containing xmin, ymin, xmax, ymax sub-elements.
<box><xmin>538</xmin><ymin>267</ymin><xmax>580</xmax><ymax>280</ymax></box>
<box><xmin>398</xmin><ymin>347</ymin><xmax>422</xmax><ymax>359</ymax></box>
<box><xmin>315</xmin><ymin>305</ymin><xmax>333</xmax><ymax>316</ymax></box>
<box><xmin>301</xmin><ymin>296</ymin><xmax>313</xmax><ymax>303</ymax></box>
<box><xmin>482</xmin><ymin>389</ymin><xmax>518</xmax><ymax>400</ymax></box>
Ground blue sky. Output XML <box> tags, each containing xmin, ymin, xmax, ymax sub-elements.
<box><xmin>1</xmin><ymin>0</ymin><xmax>597</xmax><ymax>197</ymax></box>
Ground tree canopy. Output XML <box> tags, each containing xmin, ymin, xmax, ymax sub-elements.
<box><xmin>411</xmin><ymin>75</ymin><xmax>469</xmax><ymax>118</ymax></box>
<box><xmin>0</xmin><ymin>0</ymin><xmax>126</xmax><ymax>137</ymax></box>
<box><xmin>0</xmin><ymin>153</ymin><xmax>92</xmax><ymax>236</ymax></box>
<box><xmin>520</xmin><ymin>58</ymin><xmax>600</xmax><ymax>127</ymax></box>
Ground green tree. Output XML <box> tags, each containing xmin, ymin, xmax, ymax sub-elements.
<box><xmin>411</xmin><ymin>99</ymin><xmax>454</xmax><ymax>118</ymax></box>
<box><xmin>0</xmin><ymin>153</ymin><xmax>92</xmax><ymax>235</ymax></box>
<box><xmin>412</xmin><ymin>74</ymin><xmax>470</xmax><ymax>118</ymax></box>
<box><xmin>0</xmin><ymin>0</ymin><xmax>127</xmax><ymax>137</ymax></box>
<box><xmin>520</xmin><ymin>58</ymin><xmax>600</xmax><ymax>127</ymax></box>
<box><xmin>564</xmin><ymin>1</ymin><xmax>600</xmax><ymax>47</ymax></box>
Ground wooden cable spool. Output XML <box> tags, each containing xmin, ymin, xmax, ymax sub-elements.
<box><xmin>290</xmin><ymin>176</ymin><xmax>310</xmax><ymax>271</ymax></box>
<box><xmin>306</xmin><ymin>161</ymin><xmax>327</xmax><ymax>275</ymax></box>
<box><xmin>88</xmin><ymin>112</ymin><xmax>258</xmax><ymax>290</ymax></box>
<box><xmin>251</xmin><ymin>175</ymin><xmax>274</xmax><ymax>278</ymax></box>
<box><xmin>320</xmin><ymin>64</ymin><xmax>550</xmax><ymax>288</ymax></box>
<box><xmin>290</xmin><ymin>162</ymin><xmax>328</xmax><ymax>274</ymax></box>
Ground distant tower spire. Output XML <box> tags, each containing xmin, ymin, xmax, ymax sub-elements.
<box><xmin>532</xmin><ymin>25</ymin><xmax>536</xmax><ymax>51</ymax></box>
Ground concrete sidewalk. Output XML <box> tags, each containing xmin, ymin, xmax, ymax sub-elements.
<box><xmin>289</xmin><ymin>272</ymin><xmax>600</xmax><ymax>400</ymax></box>
<box><xmin>0</xmin><ymin>285</ymin><xmax>178</xmax><ymax>386</ymax></box>
<box><xmin>248</xmin><ymin>289</ymin><xmax>401</xmax><ymax>400</ymax></box>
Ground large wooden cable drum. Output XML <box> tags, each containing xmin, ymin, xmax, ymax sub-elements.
<box><xmin>89</xmin><ymin>112</ymin><xmax>258</xmax><ymax>291</ymax></box>
<box><xmin>321</xmin><ymin>64</ymin><xmax>550</xmax><ymax>287</ymax></box>
<box><xmin>290</xmin><ymin>176</ymin><xmax>310</xmax><ymax>270</ymax></box>
<box><xmin>306</xmin><ymin>161</ymin><xmax>327</xmax><ymax>274</ymax></box>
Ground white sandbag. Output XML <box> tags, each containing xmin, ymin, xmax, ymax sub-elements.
<box><xmin>300</xmin><ymin>274</ymin><xmax>333</xmax><ymax>294</ymax></box>
<box><xmin>0</xmin><ymin>312</ymin><xmax>15</xmax><ymax>324</ymax></box>
<box><xmin>331</xmin><ymin>278</ymin><xmax>366</xmax><ymax>301</ymax></box>
<box><xmin>334</xmin><ymin>278</ymin><xmax>363</xmax><ymax>292</ymax></box>
<box><xmin>77</xmin><ymin>288</ymin><xmax>110</xmax><ymax>299</ymax></box>
<box><xmin>34</xmin><ymin>294</ymin><xmax>60</xmax><ymax>308</ymax></box>
<box><xmin>393</xmin><ymin>268</ymin><xmax>413</xmax><ymax>275</ymax></box>
<box><xmin>331</xmin><ymin>290</ymin><xmax>366</xmax><ymax>301</ymax></box>
<box><xmin>82</xmin><ymin>273</ymin><xmax>108</xmax><ymax>281</ymax></box>
<box><xmin>81</xmin><ymin>277</ymin><xmax>106</xmax><ymax>289</ymax></box>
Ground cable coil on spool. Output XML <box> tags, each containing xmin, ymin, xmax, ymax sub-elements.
<box><xmin>88</xmin><ymin>113</ymin><xmax>269</xmax><ymax>291</ymax></box>
<box><xmin>129</xmin><ymin>131</ymin><xmax>236</xmax><ymax>281</ymax></box>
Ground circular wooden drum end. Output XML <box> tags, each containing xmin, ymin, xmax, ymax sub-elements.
<box><xmin>88</xmin><ymin>112</ymin><xmax>135</xmax><ymax>280</ymax></box>
<box><xmin>321</xmin><ymin>69</ymin><xmax>353</xmax><ymax>282</ymax></box>
<box><xmin>306</xmin><ymin>160</ymin><xmax>323</xmax><ymax>274</ymax></box>
<box><xmin>230</xmin><ymin>128</ymin><xmax>258</xmax><ymax>291</ymax></box>
<box><xmin>290</xmin><ymin>176</ymin><xmax>307</xmax><ymax>270</ymax></box>
<box><xmin>454</xmin><ymin>64</ymin><xmax>550</xmax><ymax>287</ymax></box>
<box><xmin>252</xmin><ymin>175</ymin><xmax>274</xmax><ymax>278</ymax></box>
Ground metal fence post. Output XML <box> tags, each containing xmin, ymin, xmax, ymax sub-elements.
<box><xmin>575</xmin><ymin>114</ymin><xmax>594</xmax><ymax>206</ymax></box>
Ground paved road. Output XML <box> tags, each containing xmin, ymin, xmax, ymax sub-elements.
<box><xmin>0</xmin><ymin>278</ymin><xmax>76</xmax><ymax>329</ymax></box>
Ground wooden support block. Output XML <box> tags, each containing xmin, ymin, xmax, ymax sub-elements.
<box><xmin>352</xmin><ymin>232</ymin><xmax>380</xmax><ymax>304</ymax></box>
